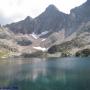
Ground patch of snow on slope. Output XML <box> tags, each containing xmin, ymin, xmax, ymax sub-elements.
<box><xmin>39</xmin><ymin>31</ymin><xmax>49</xmax><ymax>37</ymax></box>
<box><xmin>31</xmin><ymin>33</ymin><xmax>39</xmax><ymax>39</ymax></box>
<box><xmin>31</xmin><ymin>31</ymin><xmax>49</xmax><ymax>39</ymax></box>
<box><xmin>42</xmin><ymin>38</ymin><xmax>46</xmax><ymax>41</ymax></box>
<box><xmin>33</xmin><ymin>46</ymin><xmax>47</xmax><ymax>52</ymax></box>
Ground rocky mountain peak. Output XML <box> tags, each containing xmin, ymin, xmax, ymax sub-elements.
<box><xmin>45</xmin><ymin>4</ymin><xmax>62</xmax><ymax>15</ymax></box>
<box><xmin>46</xmin><ymin>4</ymin><xmax>58</xmax><ymax>11</ymax></box>
<box><xmin>33</xmin><ymin>4</ymin><xmax>68</xmax><ymax>35</ymax></box>
<box><xmin>5</xmin><ymin>1</ymin><xmax>90</xmax><ymax>36</ymax></box>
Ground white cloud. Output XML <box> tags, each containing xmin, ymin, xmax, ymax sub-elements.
<box><xmin>0</xmin><ymin>0</ymin><xmax>87</xmax><ymax>24</ymax></box>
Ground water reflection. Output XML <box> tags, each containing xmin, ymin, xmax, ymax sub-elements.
<box><xmin>0</xmin><ymin>57</ymin><xmax>90</xmax><ymax>90</ymax></box>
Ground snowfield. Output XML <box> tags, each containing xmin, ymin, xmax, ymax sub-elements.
<box><xmin>33</xmin><ymin>46</ymin><xmax>47</xmax><ymax>52</ymax></box>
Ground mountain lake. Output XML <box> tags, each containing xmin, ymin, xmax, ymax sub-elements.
<box><xmin>0</xmin><ymin>57</ymin><xmax>90</xmax><ymax>90</ymax></box>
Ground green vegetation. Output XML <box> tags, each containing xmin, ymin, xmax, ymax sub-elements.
<box><xmin>0</xmin><ymin>46</ymin><xmax>18</xmax><ymax>58</ymax></box>
<box><xmin>0</xmin><ymin>51</ymin><xmax>10</xmax><ymax>58</ymax></box>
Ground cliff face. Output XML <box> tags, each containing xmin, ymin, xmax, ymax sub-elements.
<box><xmin>33</xmin><ymin>5</ymin><xmax>68</xmax><ymax>35</ymax></box>
<box><xmin>5</xmin><ymin>16</ymin><xmax>34</xmax><ymax>34</ymax></box>
<box><xmin>5</xmin><ymin>5</ymin><xmax>68</xmax><ymax>37</ymax></box>
<box><xmin>66</xmin><ymin>0</ymin><xmax>90</xmax><ymax>35</ymax></box>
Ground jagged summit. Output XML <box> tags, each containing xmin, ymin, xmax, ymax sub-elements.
<box><xmin>46</xmin><ymin>4</ymin><xmax>58</xmax><ymax>11</ymax></box>
<box><xmin>45</xmin><ymin>4</ymin><xmax>64</xmax><ymax>15</ymax></box>
<box><xmin>42</xmin><ymin>4</ymin><xmax>65</xmax><ymax>15</ymax></box>
<box><xmin>33</xmin><ymin>4</ymin><xmax>68</xmax><ymax>34</ymax></box>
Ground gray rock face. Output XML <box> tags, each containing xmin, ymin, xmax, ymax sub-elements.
<box><xmin>4</xmin><ymin>0</ymin><xmax>90</xmax><ymax>38</ymax></box>
<box><xmin>64</xmin><ymin>0</ymin><xmax>90</xmax><ymax>36</ymax></box>
<box><xmin>5</xmin><ymin>16</ymin><xmax>34</xmax><ymax>34</ymax></box>
<box><xmin>5</xmin><ymin>5</ymin><xmax>68</xmax><ymax>37</ymax></box>
<box><xmin>70</xmin><ymin>1</ymin><xmax>90</xmax><ymax>23</ymax></box>
<box><xmin>34</xmin><ymin>5</ymin><xmax>68</xmax><ymax>34</ymax></box>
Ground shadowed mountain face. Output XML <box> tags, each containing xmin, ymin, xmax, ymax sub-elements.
<box><xmin>5</xmin><ymin>16</ymin><xmax>34</xmax><ymax>34</ymax></box>
<box><xmin>5</xmin><ymin>0</ymin><xmax>90</xmax><ymax>37</ymax></box>
<box><xmin>70</xmin><ymin>0</ymin><xmax>90</xmax><ymax>22</ymax></box>
<box><xmin>65</xmin><ymin>0</ymin><xmax>90</xmax><ymax>36</ymax></box>
<box><xmin>34</xmin><ymin>5</ymin><xmax>68</xmax><ymax>34</ymax></box>
<box><xmin>5</xmin><ymin>4</ymin><xmax>68</xmax><ymax>36</ymax></box>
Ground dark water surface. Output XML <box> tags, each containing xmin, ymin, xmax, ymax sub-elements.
<box><xmin>0</xmin><ymin>57</ymin><xmax>90</xmax><ymax>90</ymax></box>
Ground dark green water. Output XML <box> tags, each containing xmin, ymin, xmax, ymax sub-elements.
<box><xmin>0</xmin><ymin>57</ymin><xmax>90</xmax><ymax>90</ymax></box>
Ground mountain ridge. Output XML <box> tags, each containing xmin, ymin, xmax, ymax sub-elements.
<box><xmin>5</xmin><ymin>1</ymin><xmax>88</xmax><ymax>37</ymax></box>
<box><xmin>4</xmin><ymin>4</ymin><xmax>68</xmax><ymax>35</ymax></box>
<box><xmin>0</xmin><ymin>0</ymin><xmax>90</xmax><ymax>58</ymax></box>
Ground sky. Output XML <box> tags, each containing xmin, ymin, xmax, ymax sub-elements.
<box><xmin>0</xmin><ymin>0</ymin><xmax>87</xmax><ymax>25</ymax></box>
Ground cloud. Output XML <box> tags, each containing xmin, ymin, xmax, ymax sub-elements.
<box><xmin>0</xmin><ymin>16</ymin><xmax>12</xmax><ymax>25</ymax></box>
<box><xmin>0</xmin><ymin>0</ymin><xmax>87</xmax><ymax>25</ymax></box>
<box><xmin>0</xmin><ymin>12</ymin><xmax>13</xmax><ymax>25</ymax></box>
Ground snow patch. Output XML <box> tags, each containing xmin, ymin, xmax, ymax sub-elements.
<box><xmin>39</xmin><ymin>31</ymin><xmax>49</xmax><ymax>37</ymax></box>
<box><xmin>31</xmin><ymin>31</ymin><xmax>49</xmax><ymax>39</ymax></box>
<box><xmin>33</xmin><ymin>46</ymin><xmax>47</xmax><ymax>52</ymax></box>
<box><xmin>42</xmin><ymin>38</ymin><xmax>46</xmax><ymax>41</ymax></box>
<box><xmin>31</xmin><ymin>33</ymin><xmax>38</xmax><ymax>39</ymax></box>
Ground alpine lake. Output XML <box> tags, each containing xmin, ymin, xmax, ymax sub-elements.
<box><xmin>0</xmin><ymin>57</ymin><xmax>90</xmax><ymax>90</ymax></box>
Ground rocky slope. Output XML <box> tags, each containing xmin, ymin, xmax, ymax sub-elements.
<box><xmin>0</xmin><ymin>27</ymin><xmax>19</xmax><ymax>58</ymax></box>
